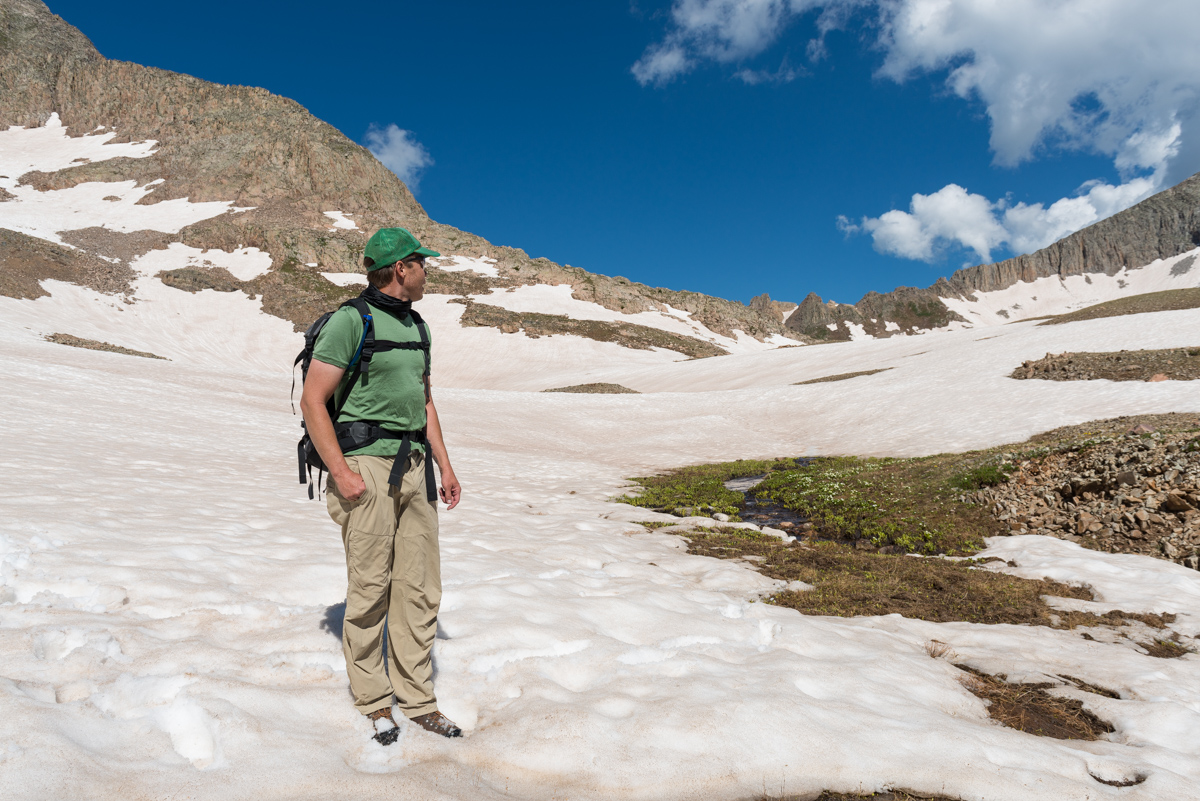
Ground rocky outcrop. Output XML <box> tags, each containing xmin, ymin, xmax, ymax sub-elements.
<box><xmin>748</xmin><ymin>293</ymin><xmax>796</xmax><ymax>324</ymax></box>
<box><xmin>788</xmin><ymin>174</ymin><xmax>1200</xmax><ymax>341</ymax></box>
<box><xmin>1</xmin><ymin>0</ymin><xmax>801</xmax><ymax>345</ymax></box>
<box><xmin>1011</xmin><ymin>348</ymin><xmax>1200</xmax><ymax>382</ymax></box>
<box><xmin>962</xmin><ymin>421</ymin><xmax>1200</xmax><ymax>568</ymax></box>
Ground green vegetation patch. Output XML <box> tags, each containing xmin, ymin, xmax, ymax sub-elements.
<box><xmin>753</xmin><ymin>456</ymin><xmax>1002</xmax><ymax>554</ymax></box>
<box><xmin>948</xmin><ymin>463</ymin><xmax>1015</xmax><ymax>491</ymax></box>
<box><xmin>619</xmin><ymin>458</ymin><xmax>798</xmax><ymax>519</ymax></box>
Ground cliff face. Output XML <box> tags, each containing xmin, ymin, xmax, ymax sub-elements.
<box><xmin>0</xmin><ymin>0</ymin><xmax>802</xmax><ymax>345</ymax></box>
<box><xmin>787</xmin><ymin>173</ymin><xmax>1200</xmax><ymax>341</ymax></box>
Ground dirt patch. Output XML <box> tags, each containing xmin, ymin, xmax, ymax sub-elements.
<box><xmin>58</xmin><ymin>227</ymin><xmax>169</xmax><ymax>268</ymax></box>
<box><xmin>955</xmin><ymin>665</ymin><xmax>1114</xmax><ymax>740</ymax></box>
<box><xmin>1011</xmin><ymin>347</ymin><xmax>1200</xmax><ymax>382</ymax></box>
<box><xmin>1058</xmin><ymin>675</ymin><xmax>1121</xmax><ymax>699</ymax></box>
<box><xmin>1039</xmin><ymin>288</ymin><xmax>1200</xmax><ymax>326</ymax></box>
<box><xmin>0</xmin><ymin>227</ymin><xmax>134</xmax><ymax>299</ymax></box>
<box><xmin>811</xmin><ymin>793</ymin><xmax>961</xmax><ymax>801</ymax></box>
<box><xmin>455</xmin><ymin>299</ymin><xmax>728</xmax><ymax>359</ymax></box>
<box><xmin>794</xmin><ymin>368</ymin><xmax>893</xmax><ymax>385</ymax></box>
<box><xmin>158</xmin><ymin>266</ymin><xmax>243</xmax><ymax>293</ymax></box>
<box><xmin>424</xmin><ymin>267</ymin><xmax>506</xmax><ymax>297</ymax></box>
<box><xmin>543</xmin><ymin>383</ymin><xmax>640</xmax><ymax>394</ymax></box>
<box><xmin>46</xmin><ymin>333</ymin><xmax>166</xmax><ymax>360</ymax></box>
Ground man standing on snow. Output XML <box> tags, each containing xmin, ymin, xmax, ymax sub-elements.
<box><xmin>300</xmin><ymin>227</ymin><xmax>463</xmax><ymax>743</ymax></box>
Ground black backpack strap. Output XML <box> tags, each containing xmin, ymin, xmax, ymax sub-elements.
<box><xmin>408</xmin><ymin>309</ymin><xmax>431</xmax><ymax>378</ymax></box>
<box><xmin>346</xmin><ymin>298</ymin><xmax>376</xmax><ymax>380</ymax></box>
<box><xmin>382</xmin><ymin>428</ymin><xmax>437</xmax><ymax>503</ymax></box>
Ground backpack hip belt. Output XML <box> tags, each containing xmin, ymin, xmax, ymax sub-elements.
<box><xmin>334</xmin><ymin>421</ymin><xmax>436</xmax><ymax>502</ymax></box>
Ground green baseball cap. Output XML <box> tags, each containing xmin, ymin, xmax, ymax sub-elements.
<box><xmin>364</xmin><ymin>227</ymin><xmax>440</xmax><ymax>270</ymax></box>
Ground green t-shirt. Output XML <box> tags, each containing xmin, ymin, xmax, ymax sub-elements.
<box><xmin>312</xmin><ymin>303</ymin><xmax>430</xmax><ymax>456</ymax></box>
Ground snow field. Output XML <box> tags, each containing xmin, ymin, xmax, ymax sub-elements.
<box><xmin>3</xmin><ymin>265</ymin><xmax>1200</xmax><ymax>799</ymax></box>
<box><xmin>3</xmin><ymin>111</ymin><xmax>1200</xmax><ymax>800</ymax></box>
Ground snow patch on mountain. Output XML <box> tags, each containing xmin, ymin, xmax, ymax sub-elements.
<box><xmin>945</xmin><ymin>248</ymin><xmax>1200</xmax><ymax>326</ymax></box>
<box><xmin>137</xmin><ymin>242</ymin><xmax>272</xmax><ymax>281</ymax></box>
<box><xmin>0</xmin><ymin>113</ymin><xmax>157</xmax><ymax>175</ymax></box>
<box><xmin>321</xmin><ymin>272</ymin><xmax>368</xmax><ymax>287</ymax></box>
<box><xmin>323</xmin><ymin>210</ymin><xmax>357</xmax><ymax>230</ymax></box>
<box><xmin>431</xmin><ymin>254</ymin><xmax>500</xmax><ymax>277</ymax></box>
<box><xmin>0</xmin><ymin>116</ymin><xmax>236</xmax><ymax>245</ymax></box>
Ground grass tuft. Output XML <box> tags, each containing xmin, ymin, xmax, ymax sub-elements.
<box><xmin>948</xmin><ymin>463</ymin><xmax>1014</xmax><ymax>491</ymax></box>
<box><xmin>955</xmin><ymin>665</ymin><xmax>1114</xmax><ymax>740</ymax></box>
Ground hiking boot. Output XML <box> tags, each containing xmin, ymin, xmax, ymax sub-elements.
<box><xmin>367</xmin><ymin>707</ymin><xmax>400</xmax><ymax>746</ymax></box>
<box><xmin>410</xmin><ymin>711</ymin><xmax>462</xmax><ymax>738</ymax></box>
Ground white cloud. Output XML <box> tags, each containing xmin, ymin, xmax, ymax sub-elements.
<box><xmin>637</xmin><ymin>1</ymin><xmax>1200</xmax><ymax>262</ymax></box>
<box><xmin>735</xmin><ymin>57</ymin><xmax>800</xmax><ymax>85</ymax></box>
<box><xmin>364</xmin><ymin>124</ymin><xmax>433</xmax><ymax>191</ymax></box>
<box><xmin>872</xmin><ymin>0</ymin><xmax>1200</xmax><ymax>177</ymax></box>
<box><xmin>848</xmin><ymin>176</ymin><xmax>1160</xmax><ymax>264</ymax></box>
<box><xmin>632</xmin><ymin>43</ymin><xmax>694</xmax><ymax>86</ymax></box>
<box><xmin>632</xmin><ymin>0</ymin><xmax>824</xmax><ymax>86</ymax></box>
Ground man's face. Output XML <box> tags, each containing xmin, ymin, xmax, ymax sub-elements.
<box><xmin>396</xmin><ymin>256</ymin><xmax>427</xmax><ymax>301</ymax></box>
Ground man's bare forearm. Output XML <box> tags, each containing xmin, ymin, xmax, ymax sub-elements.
<box><xmin>425</xmin><ymin>399</ymin><xmax>452</xmax><ymax>474</ymax></box>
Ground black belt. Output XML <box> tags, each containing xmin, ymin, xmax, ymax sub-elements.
<box><xmin>334</xmin><ymin>421</ymin><xmax>437</xmax><ymax>503</ymax></box>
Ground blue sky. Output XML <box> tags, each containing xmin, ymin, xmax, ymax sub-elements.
<box><xmin>46</xmin><ymin>1</ymin><xmax>1200</xmax><ymax>305</ymax></box>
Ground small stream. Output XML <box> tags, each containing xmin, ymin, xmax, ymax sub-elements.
<box><xmin>723</xmin><ymin>459</ymin><xmax>817</xmax><ymax>531</ymax></box>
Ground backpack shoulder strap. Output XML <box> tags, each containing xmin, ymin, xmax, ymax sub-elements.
<box><xmin>408</xmin><ymin>309</ymin><xmax>431</xmax><ymax>378</ymax></box>
<box><xmin>344</xmin><ymin>298</ymin><xmax>376</xmax><ymax>377</ymax></box>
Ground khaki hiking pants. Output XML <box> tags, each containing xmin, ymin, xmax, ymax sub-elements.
<box><xmin>327</xmin><ymin>453</ymin><xmax>441</xmax><ymax>718</ymax></box>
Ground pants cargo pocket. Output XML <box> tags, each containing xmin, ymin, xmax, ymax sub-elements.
<box><xmin>345</xmin><ymin>527</ymin><xmax>394</xmax><ymax>616</ymax></box>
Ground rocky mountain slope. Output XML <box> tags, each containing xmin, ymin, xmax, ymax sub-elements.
<box><xmin>788</xmin><ymin>175</ymin><xmax>1200</xmax><ymax>341</ymax></box>
<box><xmin>0</xmin><ymin>0</ymin><xmax>800</xmax><ymax>349</ymax></box>
<box><xmin>4</xmin><ymin>0</ymin><xmax>1198</xmax><ymax>353</ymax></box>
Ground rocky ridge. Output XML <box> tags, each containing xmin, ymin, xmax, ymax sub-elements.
<box><xmin>0</xmin><ymin>0</ymin><xmax>802</xmax><ymax>348</ymax></box>
<box><xmin>787</xmin><ymin>175</ymin><xmax>1200</xmax><ymax>341</ymax></box>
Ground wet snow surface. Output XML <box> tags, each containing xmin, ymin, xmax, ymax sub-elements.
<box><xmin>3</xmin><ymin>119</ymin><xmax>1200</xmax><ymax>801</ymax></box>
